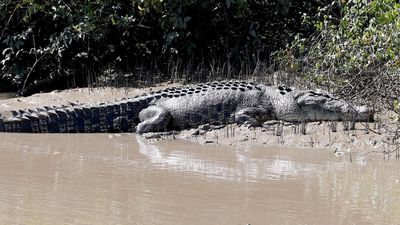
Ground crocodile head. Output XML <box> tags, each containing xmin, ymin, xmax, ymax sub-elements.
<box><xmin>274</xmin><ymin>89</ymin><xmax>374</xmax><ymax>122</ymax></box>
<box><xmin>296</xmin><ymin>90</ymin><xmax>374</xmax><ymax>122</ymax></box>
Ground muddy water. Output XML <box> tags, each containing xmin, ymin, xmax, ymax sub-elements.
<box><xmin>0</xmin><ymin>134</ymin><xmax>399</xmax><ymax>225</ymax></box>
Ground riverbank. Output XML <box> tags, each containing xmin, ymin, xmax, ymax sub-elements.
<box><xmin>0</xmin><ymin>85</ymin><xmax>397</xmax><ymax>159</ymax></box>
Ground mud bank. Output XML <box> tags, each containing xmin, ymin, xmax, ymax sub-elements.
<box><xmin>0</xmin><ymin>85</ymin><xmax>397</xmax><ymax>157</ymax></box>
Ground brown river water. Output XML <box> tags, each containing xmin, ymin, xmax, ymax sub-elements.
<box><xmin>0</xmin><ymin>133</ymin><xmax>400</xmax><ymax>225</ymax></box>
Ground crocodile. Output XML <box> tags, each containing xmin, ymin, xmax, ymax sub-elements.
<box><xmin>0</xmin><ymin>81</ymin><xmax>374</xmax><ymax>134</ymax></box>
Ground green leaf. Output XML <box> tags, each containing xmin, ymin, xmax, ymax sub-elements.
<box><xmin>394</xmin><ymin>99</ymin><xmax>400</xmax><ymax>112</ymax></box>
<box><xmin>111</xmin><ymin>15</ymin><xmax>118</xmax><ymax>25</ymax></box>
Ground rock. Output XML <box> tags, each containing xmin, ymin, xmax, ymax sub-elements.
<box><xmin>210</xmin><ymin>124</ymin><xmax>225</xmax><ymax>130</ymax></box>
<box><xmin>143</xmin><ymin>133</ymin><xmax>161</xmax><ymax>139</ymax></box>
<box><xmin>369</xmin><ymin>139</ymin><xmax>377</xmax><ymax>146</ymax></box>
<box><xmin>239</xmin><ymin>137</ymin><xmax>249</xmax><ymax>142</ymax></box>
<box><xmin>199</xmin><ymin>130</ymin><xmax>207</xmax><ymax>135</ymax></box>
<box><xmin>191</xmin><ymin>129</ymin><xmax>200</xmax><ymax>135</ymax></box>
<box><xmin>199</xmin><ymin>124</ymin><xmax>210</xmax><ymax>131</ymax></box>
<box><xmin>263</xmin><ymin>120</ymin><xmax>280</xmax><ymax>126</ymax></box>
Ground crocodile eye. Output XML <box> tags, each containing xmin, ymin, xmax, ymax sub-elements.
<box><xmin>239</xmin><ymin>87</ymin><xmax>245</xmax><ymax>92</ymax></box>
<box><xmin>285</xmin><ymin>87</ymin><xmax>292</xmax><ymax>92</ymax></box>
<box><xmin>231</xmin><ymin>87</ymin><xmax>237</xmax><ymax>90</ymax></box>
<box><xmin>247</xmin><ymin>86</ymin><xmax>253</xmax><ymax>90</ymax></box>
<box><xmin>278</xmin><ymin>86</ymin><xmax>284</xmax><ymax>91</ymax></box>
<box><xmin>280</xmin><ymin>91</ymin><xmax>286</xmax><ymax>95</ymax></box>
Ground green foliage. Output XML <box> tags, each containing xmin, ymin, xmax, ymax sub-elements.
<box><xmin>277</xmin><ymin>0</ymin><xmax>400</xmax><ymax>98</ymax></box>
<box><xmin>0</xmin><ymin>0</ymin><xmax>325</xmax><ymax>94</ymax></box>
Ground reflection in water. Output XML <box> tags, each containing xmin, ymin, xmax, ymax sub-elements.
<box><xmin>136</xmin><ymin>137</ymin><xmax>342</xmax><ymax>182</ymax></box>
<box><xmin>0</xmin><ymin>133</ymin><xmax>399</xmax><ymax>225</ymax></box>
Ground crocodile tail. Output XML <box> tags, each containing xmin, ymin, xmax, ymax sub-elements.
<box><xmin>0</xmin><ymin>115</ymin><xmax>32</xmax><ymax>132</ymax></box>
<box><xmin>0</xmin><ymin>94</ymin><xmax>154</xmax><ymax>133</ymax></box>
<box><xmin>0</xmin><ymin>114</ymin><xmax>4</xmax><ymax>132</ymax></box>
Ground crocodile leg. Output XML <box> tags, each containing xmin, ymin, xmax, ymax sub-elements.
<box><xmin>235</xmin><ymin>107</ymin><xmax>275</xmax><ymax>127</ymax></box>
<box><xmin>136</xmin><ymin>106</ymin><xmax>172</xmax><ymax>134</ymax></box>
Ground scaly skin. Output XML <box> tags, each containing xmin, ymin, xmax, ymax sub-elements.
<box><xmin>0</xmin><ymin>81</ymin><xmax>374</xmax><ymax>133</ymax></box>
